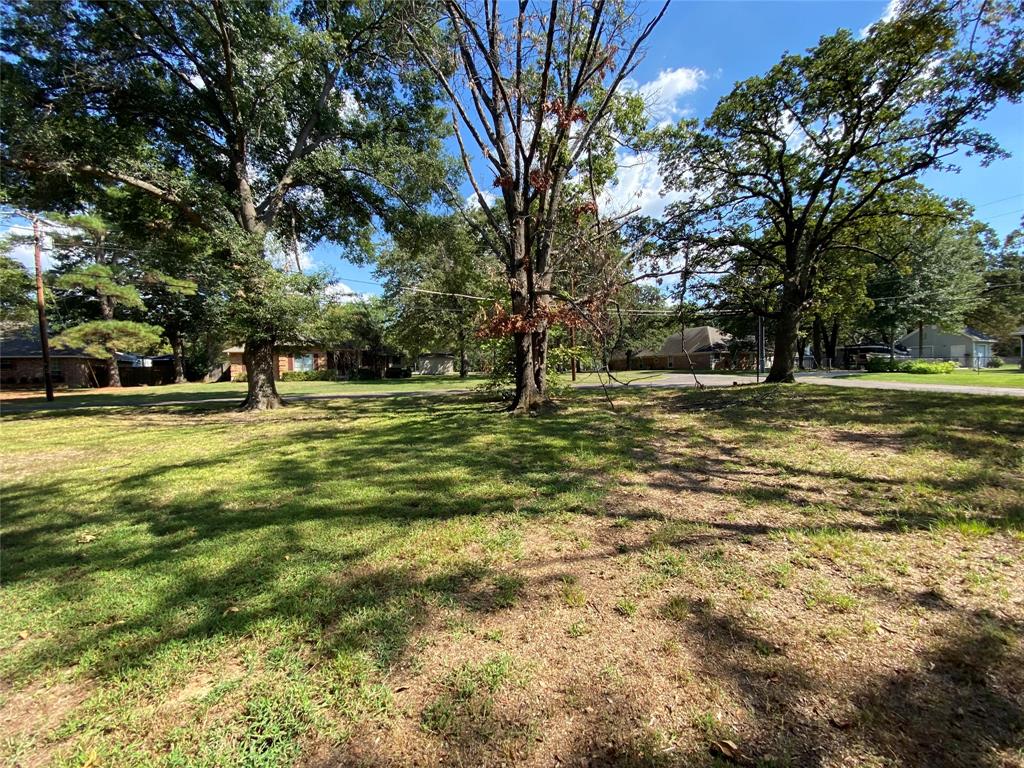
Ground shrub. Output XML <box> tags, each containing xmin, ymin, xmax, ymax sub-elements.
<box><xmin>903</xmin><ymin>360</ymin><xmax>956</xmax><ymax>374</ymax></box>
<box><xmin>281</xmin><ymin>370</ymin><xmax>336</xmax><ymax>381</ymax></box>
<box><xmin>986</xmin><ymin>357</ymin><xmax>1003</xmax><ymax>368</ymax></box>
<box><xmin>865</xmin><ymin>357</ymin><xmax>956</xmax><ymax>374</ymax></box>
<box><xmin>864</xmin><ymin>356</ymin><xmax>900</xmax><ymax>372</ymax></box>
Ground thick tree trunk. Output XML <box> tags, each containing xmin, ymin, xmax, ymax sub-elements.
<box><xmin>766</xmin><ymin>295</ymin><xmax>802</xmax><ymax>383</ymax></box>
<box><xmin>108</xmin><ymin>357</ymin><xmax>122</xmax><ymax>388</ymax></box>
<box><xmin>241</xmin><ymin>337</ymin><xmax>284</xmax><ymax>410</ymax></box>
<box><xmin>509</xmin><ymin>258</ymin><xmax>543</xmax><ymax>413</ymax></box>
<box><xmin>458</xmin><ymin>328</ymin><xmax>468</xmax><ymax>378</ymax></box>
<box><xmin>510</xmin><ymin>330</ymin><xmax>542</xmax><ymax>412</ymax></box>
<box><xmin>170</xmin><ymin>331</ymin><xmax>187</xmax><ymax>383</ymax></box>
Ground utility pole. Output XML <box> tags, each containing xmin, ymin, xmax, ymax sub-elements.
<box><xmin>31</xmin><ymin>214</ymin><xmax>55</xmax><ymax>401</ymax></box>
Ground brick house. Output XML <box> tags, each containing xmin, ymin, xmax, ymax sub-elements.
<box><xmin>224</xmin><ymin>344</ymin><xmax>395</xmax><ymax>381</ymax></box>
<box><xmin>1</xmin><ymin>329</ymin><xmax>102</xmax><ymax>388</ymax></box>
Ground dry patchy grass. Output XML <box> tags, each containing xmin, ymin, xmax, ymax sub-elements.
<box><xmin>1</xmin><ymin>385</ymin><xmax>1022</xmax><ymax>767</ymax></box>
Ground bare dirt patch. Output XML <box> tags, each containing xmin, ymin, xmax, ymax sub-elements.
<box><xmin>0</xmin><ymin>678</ymin><xmax>92</xmax><ymax>768</ymax></box>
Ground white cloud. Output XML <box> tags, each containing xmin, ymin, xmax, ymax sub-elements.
<box><xmin>600</xmin><ymin>150</ymin><xmax>691</xmax><ymax>220</ymax></box>
<box><xmin>628</xmin><ymin>67</ymin><xmax>707</xmax><ymax>123</ymax></box>
<box><xmin>325</xmin><ymin>281</ymin><xmax>367</xmax><ymax>304</ymax></box>
<box><xmin>597</xmin><ymin>68</ymin><xmax>706</xmax><ymax>219</ymax></box>
<box><xmin>860</xmin><ymin>0</ymin><xmax>902</xmax><ymax>38</ymax></box>
<box><xmin>465</xmin><ymin>190</ymin><xmax>497</xmax><ymax>210</ymax></box>
<box><xmin>338</xmin><ymin>89</ymin><xmax>360</xmax><ymax>122</ymax></box>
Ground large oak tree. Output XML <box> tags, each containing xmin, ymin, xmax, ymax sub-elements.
<box><xmin>1</xmin><ymin>0</ymin><xmax>451</xmax><ymax>408</ymax></box>
<box><xmin>656</xmin><ymin>0</ymin><xmax>1023</xmax><ymax>381</ymax></box>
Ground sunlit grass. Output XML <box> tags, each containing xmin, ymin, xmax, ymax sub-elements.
<box><xmin>1</xmin><ymin>384</ymin><xmax>1021</xmax><ymax>766</ymax></box>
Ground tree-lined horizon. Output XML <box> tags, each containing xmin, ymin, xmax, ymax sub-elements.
<box><xmin>2</xmin><ymin>0</ymin><xmax>1021</xmax><ymax>407</ymax></box>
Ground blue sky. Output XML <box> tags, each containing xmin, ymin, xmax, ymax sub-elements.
<box><xmin>312</xmin><ymin>0</ymin><xmax>1023</xmax><ymax>296</ymax></box>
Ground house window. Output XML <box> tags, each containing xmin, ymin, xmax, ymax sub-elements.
<box><xmin>293</xmin><ymin>353</ymin><xmax>314</xmax><ymax>372</ymax></box>
<box><xmin>0</xmin><ymin>359</ymin><xmax>12</xmax><ymax>370</ymax></box>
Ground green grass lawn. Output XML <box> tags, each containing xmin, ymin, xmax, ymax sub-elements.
<box><xmin>2</xmin><ymin>386</ymin><xmax>1022</xmax><ymax>767</ymax></box>
<box><xmin>849</xmin><ymin>366</ymin><xmax>1024</xmax><ymax>388</ymax></box>
<box><xmin>1</xmin><ymin>371</ymin><xmax>663</xmax><ymax>413</ymax></box>
<box><xmin>1</xmin><ymin>375</ymin><xmax>489</xmax><ymax>411</ymax></box>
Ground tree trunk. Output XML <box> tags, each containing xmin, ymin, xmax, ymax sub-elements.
<box><xmin>812</xmin><ymin>315</ymin><xmax>823</xmax><ymax>368</ymax></box>
<box><xmin>797</xmin><ymin>333</ymin><xmax>807</xmax><ymax>370</ymax></box>
<box><xmin>108</xmin><ymin>356</ymin><xmax>122</xmax><ymax>388</ymax></box>
<box><xmin>170</xmin><ymin>331</ymin><xmax>187</xmax><ymax>384</ymax></box>
<box><xmin>241</xmin><ymin>338</ymin><xmax>284</xmax><ymax>410</ymax></box>
<box><xmin>532</xmin><ymin>327</ymin><xmax>548</xmax><ymax>395</ymax></box>
<box><xmin>511</xmin><ymin>330</ymin><xmax>542</xmax><ymax>412</ymax></box>
<box><xmin>825</xmin><ymin>319</ymin><xmax>839</xmax><ymax>366</ymax></box>
<box><xmin>458</xmin><ymin>328</ymin><xmax>468</xmax><ymax>378</ymax></box>
<box><xmin>509</xmin><ymin>257</ymin><xmax>543</xmax><ymax>413</ymax></box>
<box><xmin>918</xmin><ymin>321</ymin><xmax>924</xmax><ymax>358</ymax></box>
<box><xmin>766</xmin><ymin>293</ymin><xmax>801</xmax><ymax>383</ymax></box>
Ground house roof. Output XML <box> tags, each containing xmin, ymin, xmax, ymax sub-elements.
<box><xmin>1</xmin><ymin>329</ymin><xmax>100</xmax><ymax>359</ymax></box>
<box><xmin>897</xmin><ymin>325</ymin><xmax>997</xmax><ymax>344</ymax></box>
<box><xmin>962</xmin><ymin>327</ymin><xmax>997</xmax><ymax>342</ymax></box>
<box><xmin>638</xmin><ymin>326</ymin><xmax>731</xmax><ymax>358</ymax></box>
<box><xmin>1014</xmin><ymin>327</ymin><xmax>1024</xmax><ymax>337</ymax></box>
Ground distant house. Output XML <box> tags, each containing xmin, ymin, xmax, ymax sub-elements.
<box><xmin>1</xmin><ymin>329</ymin><xmax>100</xmax><ymax>388</ymax></box>
<box><xmin>611</xmin><ymin>326</ymin><xmax>733</xmax><ymax>371</ymax></box>
<box><xmin>0</xmin><ymin>329</ymin><xmax>173</xmax><ymax>388</ymax></box>
<box><xmin>223</xmin><ymin>343</ymin><xmax>398</xmax><ymax>381</ymax></box>
<box><xmin>897</xmin><ymin>326</ymin><xmax>997</xmax><ymax>367</ymax></box>
<box><xmin>415</xmin><ymin>353</ymin><xmax>456</xmax><ymax>375</ymax></box>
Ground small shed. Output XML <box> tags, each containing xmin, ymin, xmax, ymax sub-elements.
<box><xmin>416</xmin><ymin>353</ymin><xmax>456</xmax><ymax>375</ymax></box>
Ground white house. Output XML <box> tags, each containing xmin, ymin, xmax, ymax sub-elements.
<box><xmin>897</xmin><ymin>325</ymin><xmax>997</xmax><ymax>367</ymax></box>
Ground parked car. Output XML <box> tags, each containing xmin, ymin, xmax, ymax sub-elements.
<box><xmin>839</xmin><ymin>343</ymin><xmax>911</xmax><ymax>369</ymax></box>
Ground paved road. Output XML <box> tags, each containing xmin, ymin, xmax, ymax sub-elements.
<box><xmin>581</xmin><ymin>372</ymin><xmax>1024</xmax><ymax>398</ymax></box>
<box><xmin>792</xmin><ymin>373</ymin><xmax>1024</xmax><ymax>398</ymax></box>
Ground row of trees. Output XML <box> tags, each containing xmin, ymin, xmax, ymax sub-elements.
<box><xmin>651</xmin><ymin>0</ymin><xmax>1022</xmax><ymax>380</ymax></box>
<box><xmin>2</xmin><ymin>0</ymin><xmax>1021</xmax><ymax>410</ymax></box>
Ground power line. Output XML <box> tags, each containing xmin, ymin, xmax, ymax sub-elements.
<box><xmin>974</xmin><ymin>193</ymin><xmax>1024</xmax><ymax>209</ymax></box>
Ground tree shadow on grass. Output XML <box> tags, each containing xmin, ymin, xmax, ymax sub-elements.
<box><xmin>647</xmin><ymin>386</ymin><xmax>1024</xmax><ymax>533</ymax></box>
<box><xmin>1</xmin><ymin>393</ymin><xmax>659</xmax><ymax>682</ymax></box>
<box><xmin>3</xmin><ymin>386</ymin><xmax>1022</xmax><ymax>765</ymax></box>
